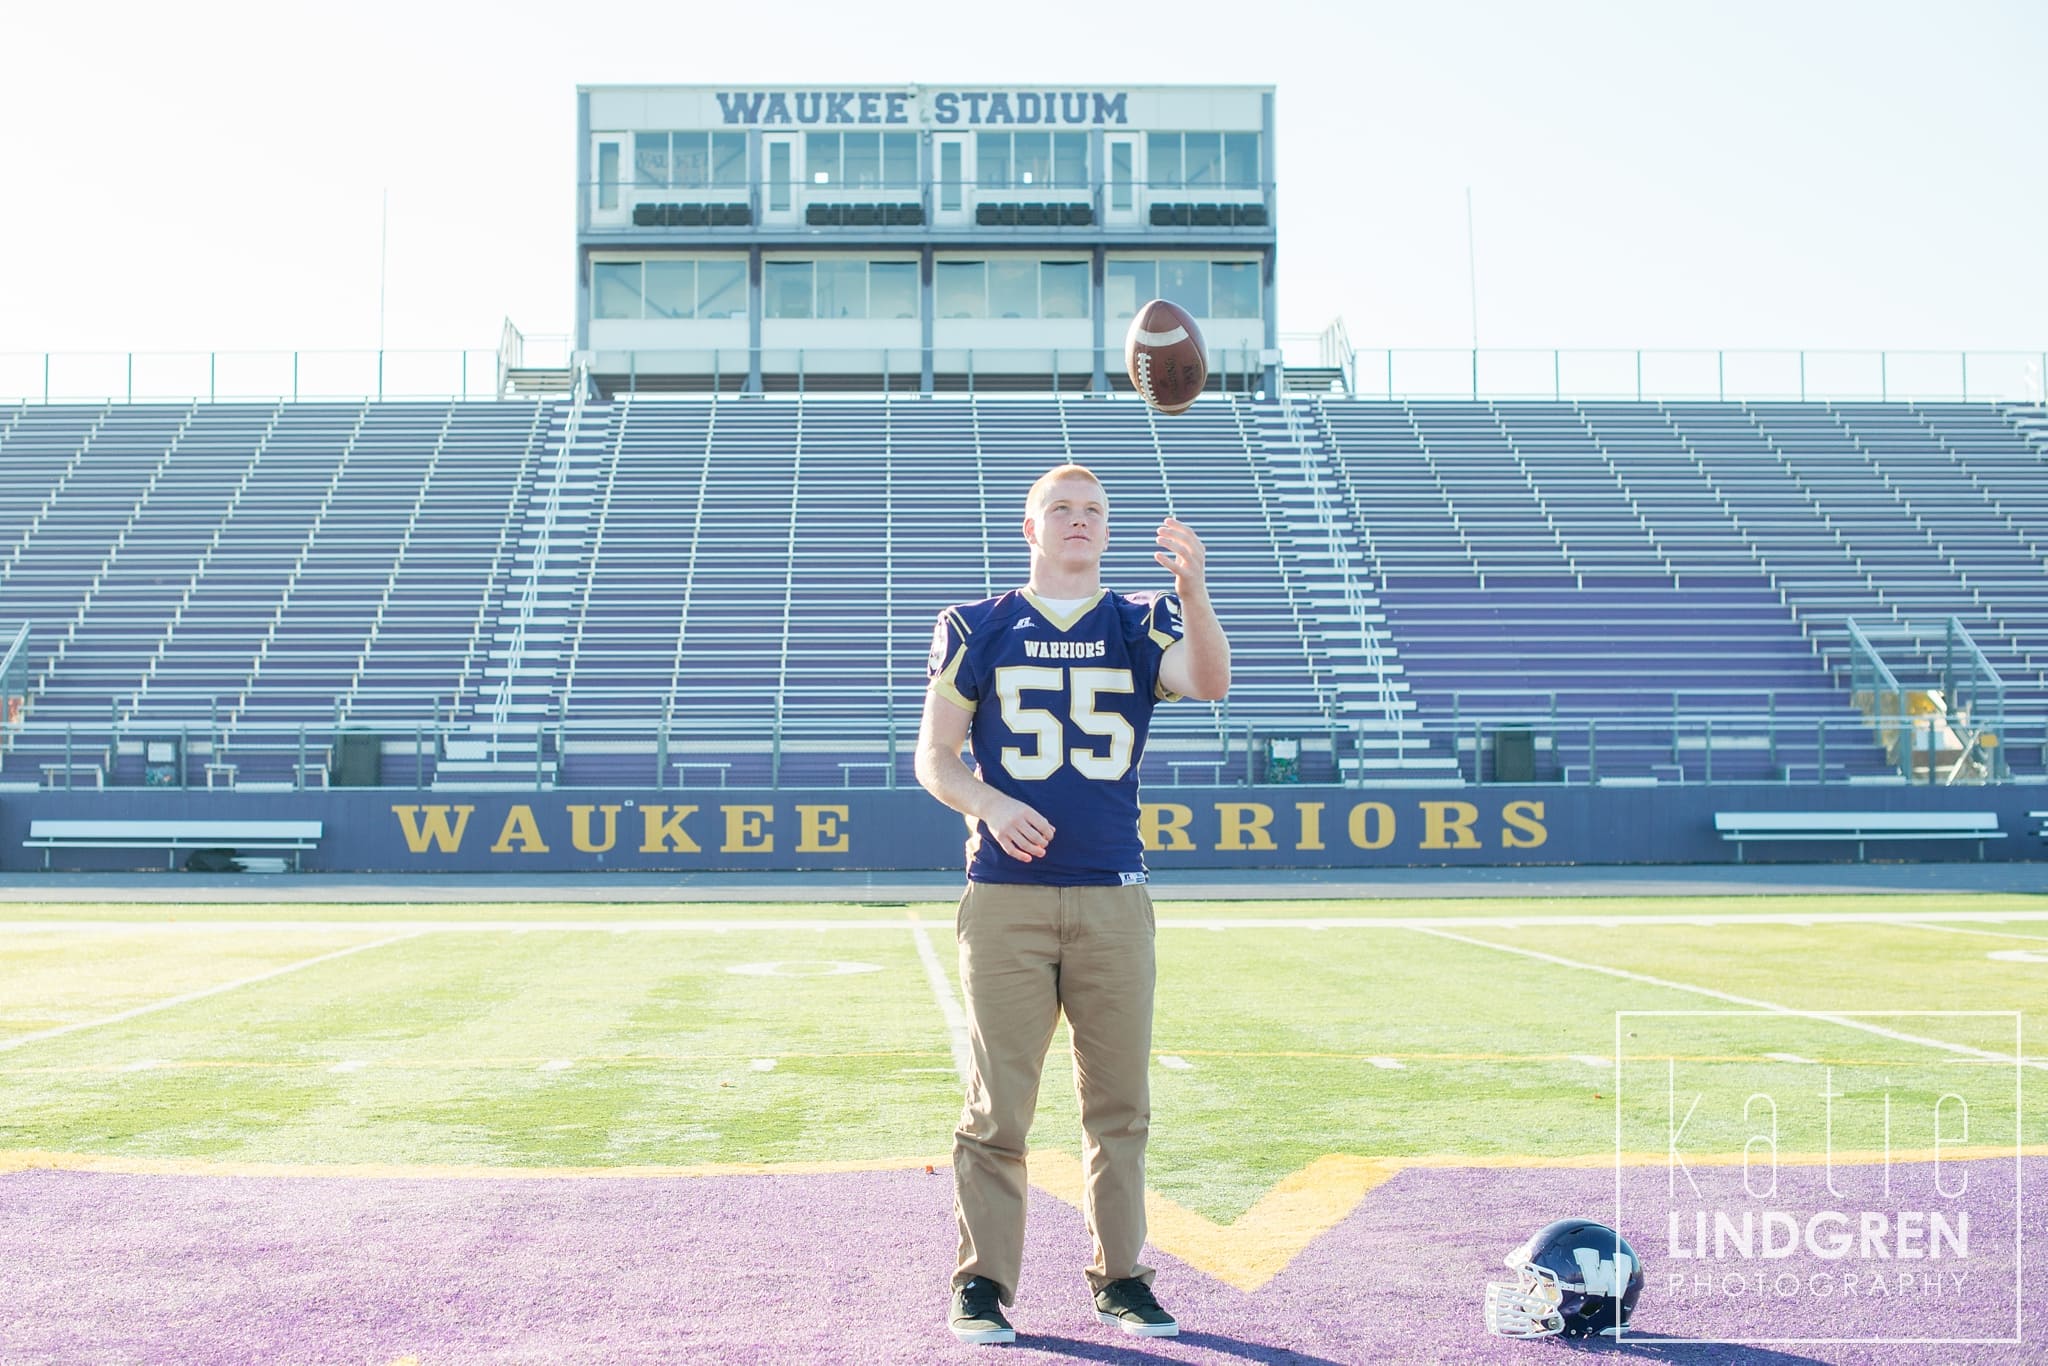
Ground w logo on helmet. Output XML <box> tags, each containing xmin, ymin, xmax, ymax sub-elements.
<box><xmin>1573</xmin><ymin>1247</ymin><xmax>1634</xmax><ymax>1296</ymax></box>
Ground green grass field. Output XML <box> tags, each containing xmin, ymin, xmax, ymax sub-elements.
<box><xmin>3</xmin><ymin>893</ymin><xmax>2043</xmax><ymax>1229</ymax></box>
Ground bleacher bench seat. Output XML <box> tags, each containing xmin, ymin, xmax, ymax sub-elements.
<box><xmin>24</xmin><ymin>820</ymin><xmax>324</xmax><ymax>871</ymax></box>
<box><xmin>1712</xmin><ymin>811</ymin><xmax>2003</xmax><ymax>863</ymax></box>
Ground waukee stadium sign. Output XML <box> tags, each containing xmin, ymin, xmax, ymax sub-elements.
<box><xmin>6</xmin><ymin>785</ymin><xmax>2036</xmax><ymax>872</ymax></box>
<box><xmin>711</xmin><ymin>89</ymin><xmax>1139</xmax><ymax>127</ymax></box>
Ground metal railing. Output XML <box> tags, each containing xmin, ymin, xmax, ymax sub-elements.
<box><xmin>0</xmin><ymin>349</ymin><xmax>502</xmax><ymax>405</ymax></box>
<box><xmin>580</xmin><ymin>345</ymin><xmax>1273</xmax><ymax>396</ymax></box>
<box><xmin>1334</xmin><ymin>347</ymin><xmax>2046</xmax><ymax>405</ymax></box>
<box><xmin>4</xmin><ymin>704</ymin><xmax>2038</xmax><ymax>791</ymax></box>
<box><xmin>1268</xmin><ymin>709</ymin><xmax>2038</xmax><ymax>788</ymax></box>
<box><xmin>0</xmin><ymin>624</ymin><xmax>28</xmax><ymax>754</ymax></box>
<box><xmin>498</xmin><ymin>321</ymin><xmax>575</xmax><ymax>374</ymax></box>
<box><xmin>8</xmin><ymin>344</ymin><xmax>2042</xmax><ymax>406</ymax></box>
<box><xmin>576</xmin><ymin>175</ymin><xmax>1278</xmax><ymax>235</ymax></box>
<box><xmin>1848</xmin><ymin>617</ymin><xmax>2007</xmax><ymax>783</ymax></box>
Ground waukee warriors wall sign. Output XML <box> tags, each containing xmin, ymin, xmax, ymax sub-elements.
<box><xmin>7</xmin><ymin>786</ymin><xmax>2031</xmax><ymax>872</ymax></box>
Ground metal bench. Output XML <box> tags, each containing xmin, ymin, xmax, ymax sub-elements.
<box><xmin>24</xmin><ymin>820</ymin><xmax>325</xmax><ymax>871</ymax></box>
<box><xmin>671</xmin><ymin>760</ymin><xmax>732</xmax><ymax>788</ymax></box>
<box><xmin>1713</xmin><ymin>811</ymin><xmax>2004</xmax><ymax>863</ymax></box>
<box><xmin>39</xmin><ymin>763</ymin><xmax>104</xmax><ymax>790</ymax></box>
<box><xmin>837</xmin><ymin>760</ymin><xmax>894</xmax><ymax>788</ymax></box>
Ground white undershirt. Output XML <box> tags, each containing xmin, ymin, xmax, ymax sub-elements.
<box><xmin>1032</xmin><ymin>594</ymin><xmax>1093</xmax><ymax>615</ymax></box>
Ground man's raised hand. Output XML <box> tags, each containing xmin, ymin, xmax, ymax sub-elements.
<box><xmin>1154</xmin><ymin>516</ymin><xmax>1209</xmax><ymax>597</ymax></box>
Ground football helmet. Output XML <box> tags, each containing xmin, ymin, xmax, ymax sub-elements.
<box><xmin>1483</xmin><ymin>1218</ymin><xmax>1643</xmax><ymax>1339</ymax></box>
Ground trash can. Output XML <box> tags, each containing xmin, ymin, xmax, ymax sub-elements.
<box><xmin>144</xmin><ymin>738</ymin><xmax>181</xmax><ymax>787</ymax></box>
<box><xmin>1492</xmin><ymin>727</ymin><xmax>1535</xmax><ymax>783</ymax></box>
<box><xmin>330</xmin><ymin>731</ymin><xmax>383</xmax><ymax>787</ymax></box>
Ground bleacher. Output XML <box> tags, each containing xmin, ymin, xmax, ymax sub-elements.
<box><xmin>0</xmin><ymin>393</ymin><xmax>2041</xmax><ymax>790</ymax></box>
<box><xmin>2</xmin><ymin>400</ymin><xmax>549</xmax><ymax>787</ymax></box>
<box><xmin>537</xmin><ymin>395</ymin><xmax>1356</xmax><ymax>786</ymax></box>
<box><xmin>1309</xmin><ymin>397</ymin><xmax>2047</xmax><ymax>782</ymax></box>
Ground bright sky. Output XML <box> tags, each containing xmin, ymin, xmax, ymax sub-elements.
<box><xmin>3</xmin><ymin>0</ymin><xmax>2042</xmax><ymax>359</ymax></box>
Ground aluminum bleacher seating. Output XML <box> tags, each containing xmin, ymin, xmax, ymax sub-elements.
<box><xmin>1307</xmin><ymin>396</ymin><xmax>2047</xmax><ymax>783</ymax></box>
<box><xmin>0</xmin><ymin>392</ymin><xmax>2039</xmax><ymax>790</ymax></box>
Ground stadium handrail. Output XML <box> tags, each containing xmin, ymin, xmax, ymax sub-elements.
<box><xmin>2</xmin><ymin>706</ymin><xmax>2038</xmax><ymax>791</ymax></box>
<box><xmin>0</xmin><ymin>622</ymin><xmax>27</xmax><ymax>751</ymax></box>
<box><xmin>4</xmin><ymin>346</ymin><xmax>2043</xmax><ymax>404</ymax></box>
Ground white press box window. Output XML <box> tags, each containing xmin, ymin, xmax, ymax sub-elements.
<box><xmin>764</xmin><ymin>260</ymin><xmax>920</xmax><ymax>320</ymax></box>
<box><xmin>593</xmin><ymin>258</ymin><xmax>748</xmax><ymax>320</ymax></box>
<box><xmin>1106</xmin><ymin>260</ymin><xmax>1262</xmax><ymax>320</ymax></box>
<box><xmin>935</xmin><ymin>260</ymin><xmax>1091</xmax><ymax>320</ymax></box>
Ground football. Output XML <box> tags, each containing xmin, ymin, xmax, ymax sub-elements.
<box><xmin>1124</xmin><ymin>299</ymin><xmax>1208</xmax><ymax>414</ymax></box>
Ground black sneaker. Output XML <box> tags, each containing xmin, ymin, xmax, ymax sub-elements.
<box><xmin>1094</xmin><ymin>1277</ymin><xmax>1179</xmax><ymax>1337</ymax></box>
<box><xmin>950</xmin><ymin>1277</ymin><xmax>1016</xmax><ymax>1345</ymax></box>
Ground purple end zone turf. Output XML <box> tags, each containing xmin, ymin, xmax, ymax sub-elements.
<box><xmin>0</xmin><ymin>1160</ymin><xmax>2040</xmax><ymax>1364</ymax></box>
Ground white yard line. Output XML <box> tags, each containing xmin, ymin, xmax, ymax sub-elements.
<box><xmin>1896</xmin><ymin>921</ymin><xmax>2048</xmax><ymax>945</ymax></box>
<box><xmin>2</xmin><ymin>908</ymin><xmax>2046</xmax><ymax>934</ymax></box>
<box><xmin>910</xmin><ymin>921</ymin><xmax>972</xmax><ymax>1083</ymax></box>
<box><xmin>1405</xmin><ymin>924</ymin><xmax>2043</xmax><ymax>1071</ymax></box>
<box><xmin>0</xmin><ymin>932</ymin><xmax>422</xmax><ymax>1055</ymax></box>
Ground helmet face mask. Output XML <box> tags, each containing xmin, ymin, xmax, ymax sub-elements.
<box><xmin>1483</xmin><ymin>1263</ymin><xmax>1567</xmax><ymax>1338</ymax></box>
<box><xmin>1483</xmin><ymin>1219</ymin><xmax>1643</xmax><ymax>1340</ymax></box>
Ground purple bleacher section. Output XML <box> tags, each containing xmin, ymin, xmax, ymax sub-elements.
<box><xmin>1</xmin><ymin>400</ymin><xmax>547</xmax><ymax>787</ymax></box>
<box><xmin>0</xmin><ymin>395</ymin><xmax>2041</xmax><ymax>790</ymax></box>
<box><xmin>545</xmin><ymin>394</ymin><xmax>1333</xmax><ymax>788</ymax></box>
<box><xmin>1313</xmin><ymin>398</ymin><xmax>2047</xmax><ymax>782</ymax></box>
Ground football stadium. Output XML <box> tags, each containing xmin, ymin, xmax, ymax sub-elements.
<box><xmin>2</xmin><ymin>65</ymin><xmax>2046</xmax><ymax>1365</ymax></box>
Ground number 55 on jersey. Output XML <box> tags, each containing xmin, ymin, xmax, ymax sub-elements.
<box><xmin>927</xmin><ymin>588</ymin><xmax>1184</xmax><ymax>885</ymax></box>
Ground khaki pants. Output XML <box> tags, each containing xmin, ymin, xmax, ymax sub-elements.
<box><xmin>951</xmin><ymin>881</ymin><xmax>1157</xmax><ymax>1304</ymax></box>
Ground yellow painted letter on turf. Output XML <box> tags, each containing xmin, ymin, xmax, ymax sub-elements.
<box><xmin>1214</xmin><ymin>802</ymin><xmax>1278</xmax><ymax>851</ymax></box>
<box><xmin>1295</xmin><ymin>801</ymin><xmax>1325</xmax><ymax>851</ymax></box>
<box><xmin>569</xmin><ymin>804</ymin><xmax>622</xmax><ymax>853</ymax></box>
<box><xmin>1502</xmin><ymin>800</ymin><xmax>1547</xmax><ymax>849</ymax></box>
<box><xmin>1420</xmin><ymin>801</ymin><xmax>1480</xmax><ymax>850</ymax></box>
<box><xmin>722</xmin><ymin>805</ymin><xmax>775</xmax><ymax>853</ymax></box>
<box><xmin>1141</xmin><ymin>802</ymin><xmax>1194</xmax><ymax>852</ymax></box>
<box><xmin>491</xmin><ymin>804</ymin><xmax>551</xmax><ymax>854</ymax></box>
<box><xmin>796</xmin><ymin>804</ymin><xmax>850</xmax><ymax>853</ymax></box>
<box><xmin>1347</xmin><ymin>801</ymin><xmax>1394</xmax><ymax>850</ymax></box>
<box><xmin>392</xmin><ymin>804</ymin><xmax>474</xmax><ymax>854</ymax></box>
<box><xmin>640</xmin><ymin>804</ymin><xmax>702</xmax><ymax>853</ymax></box>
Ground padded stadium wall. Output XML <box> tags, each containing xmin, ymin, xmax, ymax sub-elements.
<box><xmin>2</xmin><ymin>784</ymin><xmax>2038</xmax><ymax>872</ymax></box>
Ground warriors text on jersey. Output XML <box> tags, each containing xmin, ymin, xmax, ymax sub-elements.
<box><xmin>928</xmin><ymin>588</ymin><xmax>1185</xmax><ymax>885</ymax></box>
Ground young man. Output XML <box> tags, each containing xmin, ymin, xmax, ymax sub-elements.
<box><xmin>915</xmin><ymin>464</ymin><xmax>1231</xmax><ymax>1346</ymax></box>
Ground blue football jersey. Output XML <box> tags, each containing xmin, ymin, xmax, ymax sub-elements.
<box><xmin>927</xmin><ymin>587</ymin><xmax>1185</xmax><ymax>885</ymax></box>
